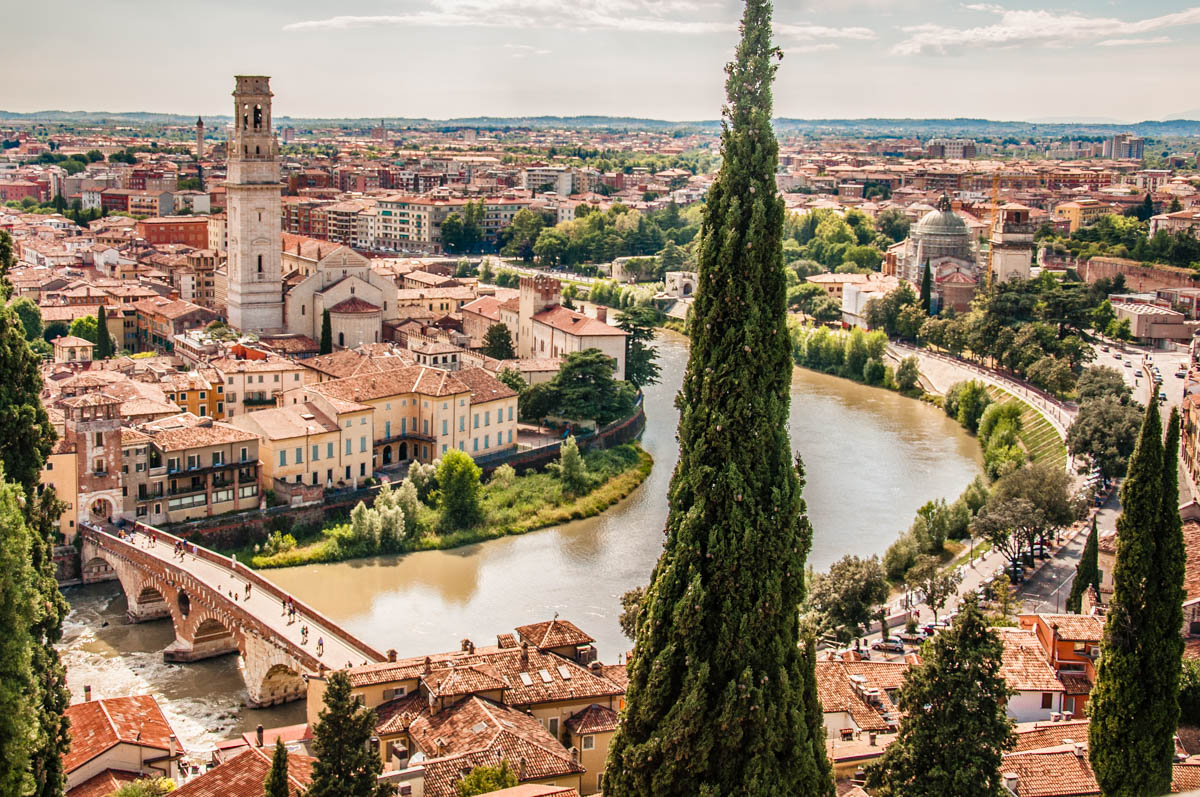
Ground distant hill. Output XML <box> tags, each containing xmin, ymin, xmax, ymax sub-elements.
<box><xmin>1</xmin><ymin>110</ymin><xmax>1198</xmax><ymax>137</ymax></box>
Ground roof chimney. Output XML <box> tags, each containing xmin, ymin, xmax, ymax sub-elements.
<box><xmin>519</xmin><ymin>757</ymin><xmax>528</xmax><ymax>780</ymax></box>
<box><xmin>520</xmin><ymin>641</ymin><xmax>529</xmax><ymax>662</ymax></box>
<box><xmin>1074</xmin><ymin>742</ymin><xmax>1085</xmax><ymax>759</ymax></box>
<box><xmin>256</xmin><ymin>724</ymin><xmax>264</xmax><ymax>747</ymax></box>
<box><xmin>387</xmin><ymin>649</ymin><xmax>397</xmax><ymax>662</ymax></box>
<box><xmin>423</xmin><ymin>655</ymin><xmax>432</xmax><ymax>674</ymax></box>
<box><xmin>169</xmin><ymin>734</ymin><xmax>177</xmax><ymax>758</ymax></box>
<box><xmin>1003</xmin><ymin>772</ymin><xmax>1019</xmax><ymax>795</ymax></box>
<box><xmin>83</xmin><ymin>685</ymin><xmax>92</xmax><ymax>702</ymax></box>
<box><xmin>595</xmin><ymin>306</ymin><xmax>606</xmax><ymax>323</ymax></box>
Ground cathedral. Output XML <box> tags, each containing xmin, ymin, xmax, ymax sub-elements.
<box><xmin>888</xmin><ymin>194</ymin><xmax>981</xmax><ymax>313</ymax></box>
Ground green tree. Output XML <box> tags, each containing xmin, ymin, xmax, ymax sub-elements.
<box><xmin>604</xmin><ymin>2</ymin><xmax>833</xmax><ymax>793</ymax></box>
<box><xmin>481</xmin><ymin>323</ymin><xmax>516</xmax><ymax>360</ymax></box>
<box><xmin>264</xmin><ymin>738</ymin><xmax>290</xmax><ymax>797</ymax></box>
<box><xmin>0</xmin><ymin>477</ymin><xmax>37</xmax><ymax>796</ymax></box>
<box><xmin>497</xmin><ymin>368</ymin><xmax>526</xmax><ymax>393</ymax></box>
<box><xmin>10</xmin><ymin>298</ymin><xmax>41</xmax><ymax>342</ymax></box>
<box><xmin>1075</xmin><ymin>365</ymin><xmax>1131</xmax><ymax>403</ymax></box>
<box><xmin>953</xmin><ymin>381</ymin><xmax>991</xmax><ymax>433</ymax></box>
<box><xmin>919</xmin><ymin>262</ymin><xmax>933</xmax><ymax>313</ymax></box>
<box><xmin>95</xmin><ymin>305</ymin><xmax>113</xmax><ymax>359</ymax></box>
<box><xmin>455</xmin><ymin>761</ymin><xmax>517</xmax><ymax>796</ymax></box>
<box><xmin>0</xmin><ymin>304</ymin><xmax>55</xmax><ymax>493</ymax></box>
<box><xmin>617</xmin><ymin>305</ymin><xmax>661</xmax><ymax>388</ymax></box>
<box><xmin>435</xmin><ymin>450</ymin><xmax>483</xmax><ymax>532</ymax></box>
<box><xmin>110</xmin><ymin>779</ymin><xmax>175</xmax><ymax>797</ymax></box>
<box><xmin>1089</xmin><ymin>403</ymin><xmax>1184</xmax><ymax>795</ymax></box>
<box><xmin>307</xmin><ymin>671</ymin><xmax>395</xmax><ymax>797</ymax></box>
<box><xmin>905</xmin><ymin>554</ymin><xmax>963</xmax><ymax>623</ymax></box>
<box><xmin>807</xmin><ymin>555</ymin><xmax>889</xmax><ymax>641</ymax></box>
<box><xmin>547</xmin><ymin>435</ymin><xmax>589</xmax><ymax>496</ymax></box>
<box><xmin>1091</xmin><ymin>299</ymin><xmax>1116</xmax><ymax>333</ymax></box>
<box><xmin>551</xmin><ymin>349</ymin><xmax>635</xmax><ymax>425</ymax></box>
<box><xmin>68</xmin><ymin>315</ymin><xmax>97</xmax><ymax>344</ymax></box>
<box><xmin>618</xmin><ymin>585</ymin><xmax>646</xmax><ymax>640</ymax></box>
<box><xmin>1066</xmin><ymin>517</ymin><xmax>1100</xmax><ymax>613</ymax></box>
<box><xmin>500</xmin><ymin>208</ymin><xmax>546</xmax><ymax>262</ymax></box>
<box><xmin>533</xmin><ymin>227</ymin><xmax>569</xmax><ymax>267</ymax></box>
<box><xmin>866</xmin><ymin>595</ymin><xmax>1014</xmax><ymax>796</ymax></box>
<box><xmin>1067</xmin><ymin>395</ymin><xmax>1142</xmax><ymax>478</ymax></box>
<box><xmin>319</xmin><ymin>310</ymin><xmax>332</xmax><ymax>355</ymax></box>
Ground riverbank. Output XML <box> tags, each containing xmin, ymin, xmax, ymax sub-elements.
<box><xmin>244</xmin><ymin>443</ymin><xmax>654</xmax><ymax>569</ymax></box>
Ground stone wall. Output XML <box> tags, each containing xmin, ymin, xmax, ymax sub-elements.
<box><xmin>1081</xmin><ymin>256</ymin><xmax>1198</xmax><ymax>292</ymax></box>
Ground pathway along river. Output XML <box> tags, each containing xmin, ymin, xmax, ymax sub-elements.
<box><xmin>59</xmin><ymin>331</ymin><xmax>982</xmax><ymax>751</ymax></box>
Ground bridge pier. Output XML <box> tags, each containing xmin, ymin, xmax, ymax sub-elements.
<box><xmin>127</xmin><ymin>585</ymin><xmax>171</xmax><ymax>624</ymax></box>
<box><xmin>242</xmin><ymin>635</ymin><xmax>308</xmax><ymax>708</ymax></box>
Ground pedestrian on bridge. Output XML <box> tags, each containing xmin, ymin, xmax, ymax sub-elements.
<box><xmin>245</xmin><ymin>582</ymin><xmax>251</xmax><ymax>599</ymax></box>
<box><xmin>317</xmin><ymin>637</ymin><xmax>324</xmax><ymax>656</ymax></box>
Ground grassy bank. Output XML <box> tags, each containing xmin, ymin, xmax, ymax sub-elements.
<box><xmin>982</xmin><ymin>385</ymin><xmax>1068</xmax><ymax>470</ymax></box>
<box><xmin>247</xmin><ymin>444</ymin><xmax>653</xmax><ymax>569</ymax></box>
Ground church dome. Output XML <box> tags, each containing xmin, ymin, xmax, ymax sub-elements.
<box><xmin>914</xmin><ymin>195</ymin><xmax>968</xmax><ymax>237</ymax></box>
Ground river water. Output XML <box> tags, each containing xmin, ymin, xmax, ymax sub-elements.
<box><xmin>59</xmin><ymin>331</ymin><xmax>981</xmax><ymax>752</ymax></box>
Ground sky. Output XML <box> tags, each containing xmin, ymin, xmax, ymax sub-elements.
<box><xmin>4</xmin><ymin>0</ymin><xmax>1200</xmax><ymax>122</ymax></box>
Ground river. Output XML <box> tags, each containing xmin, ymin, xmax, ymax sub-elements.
<box><xmin>59</xmin><ymin>331</ymin><xmax>982</xmax><ymax>752</ymax></box>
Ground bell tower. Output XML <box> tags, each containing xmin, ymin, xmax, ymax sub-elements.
<box><xmin>225</xmin><ymin>75</ymin><xmax>283</xmax><ymax>333</ymax></box>
<box><xmin>195</xmin><ymin>116</ymin><xmax>204</xmax><ymax>160</ymax></box>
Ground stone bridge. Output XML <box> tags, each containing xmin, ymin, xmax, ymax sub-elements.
<box><xmin>81</xmin><ymin>523</ymin><xmax>386</xmax><ymax>707</ymax></box>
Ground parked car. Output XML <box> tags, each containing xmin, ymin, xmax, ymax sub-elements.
<box><xmin>1159</xmin><ymin>392</ymin><xmax>1168</xmax><ymax>403</ymax></box>
<box><xmin>897</xmin><ymin>632</ymin><xmax>925</xmax><ymax>645</ymax></box>
<box><xmin>1113</xmin><ymin>352</ymin><xmax>1123</xmax><ymax>360</ymax></box>
<box><xmin>1101</xmin><ymin>345</ymin><xmax>1110</xmax><ymax>352</ymax></box>
<box><xmin>1006</xmin><ymin>564</ymin><xmax>1026</xmax><ymax>583</ymax></box>
<box><xmin>1124</xmin><ymin>360</ymin><xmax>1132</xmax><ymax>368</ymax></box>
<box><xmin>871</xmin><ymin>638</ymin><xmax>906</xmax><ymax>653</ymax></box>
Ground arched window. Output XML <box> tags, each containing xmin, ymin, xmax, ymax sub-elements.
<box><xmin>255</xmin><ymin>145</ymin><xmax>260</xmax><ymax>156</ymax></box>
<box><xmin>242</xmin><ymin>105</ymin><xmax>249</xmax><ymax>130</ymax></box>
<box><xmin>257</xmin><ymin>254</ymin><xmax>263</xmax><ymax>274</ymax></box>
<box><xmin>253</xmin><ymin>104</ymin><xmax>263</xmax><ymax>130</ymax></box>
<box><xmin>338</xmin><ymin>332</ymin><xmax>344</xmax><ymax>347</ymax></box>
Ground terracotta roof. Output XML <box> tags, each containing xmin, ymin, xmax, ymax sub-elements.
<box><xmin>422</xmin><ymin>661</ymin><xmax>510</xmax><ymax>699</ymax></box>
<box><xmin>172</xmin><ymin>747</ymin><xmax>315</xmax><ymax>797</ymax></box>
<box><xmin>308</xmin><ymin>365</ymin><xmax>470</xmax><ymax>402</ymax></box>
<box><xmin>52</xmin><ymin>335</ymin><xmax>95</xmax><ymax>347</ymax></box>
<box><xmin>461</xmin><ymin>295</ymin><xmax>502</xmax><ymax>320</ymax></box>
<box><xmin>531</xmin><ymin>305</ymin><xmax>626</xmax><ymax>337</ymax></box>
<box><xmin>482</xmin><ymin>787</ymin><xmax>579</xmax><ymax>797</ymax></box>
<box><xmin>1001</xmin><ymin>745</ymin><xmax>1097</xmax><ymax>797</ymax></box>
<box><xmin>137</xmin><ymin>412</ymin><xmax>259</xmax><ymax>452</ymax></box>
<box><xmin>814</xmin><ymin>660</ymin><xmax>901</xmax><ymax>732</ymax></box>
<box><xmin>1013</xmin><ymin>719</ymin><xmax>1092</xmax><ymax>752</ymax></box>
<box><xmin>375</xmin><ymin>692</ymin><xmax>428</xmax><ymax>735</ymax></box>
<box><xmin>305</xmin><ymin>350</ymin><xmax>412</xmax><ymax>380</ymax></box>
<box><xmin>420</xmin><ymin>750</ymin><xmax>503</xmax><ymax>797</ymax></box>
<box><xmin>1035</xmin><ymin>614</ymin><xmax>1106</xmax><ymax>643</ymax></box>
<box><xmin>564</xmin><ymin>703</ymin><xmax>619</xmax><ymax>735</ymax></box>
<box><xmin>597</xmin><ymin>663</ymin><xmax>628</xmax><ymax>691</ymax></box>
<box><xmin>230</xmin><ymin>403</ymin><xmax>338</xmax><ymax>441</ymax></box>
<box><xmin>515</xmin><ymin>619</ymin><xmax>595</xmax><ymax>651</ymax></box>
<box><xmin>1174</xmin><ymin>761</ymin><xmax>1200</xmax><ymax>792</ymax></box>
<box><xmin>456</xmin><ymin>367</ymin><xmax>518</xmax><ymax>404</ymax></box>
<box><xmin>407</xmin><ymin>696</ymin><xmax>584</xmax><ymax>782</ymax></box>
<box><xmin>996</xmin><ymin>628</ymin><xmax>1065</xmax><ymax>693</ymax></box>
<box><xmin>327</xmin><ymin>296</ymin><xmax>381</xmax><ymax>314</ymax></box>
<box><xmin>64</xmin><ymin>695</ymin><xmax>178</xmax><ymax>773</ymax></box>
<box><xmin>66</xmin><ymin>769</ymin><xmax>140</xmax><ymax>797</ymax></box>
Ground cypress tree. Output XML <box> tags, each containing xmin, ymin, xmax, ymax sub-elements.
<box><xmin>866</xmin><ymin>594</ymin><xmax>1014</xmax><ymax>795</ymax></box>
<box><xmin>604</xmin><ymin>2</ymin><xmax>833</xmax><ymax>793</ymax></box>
<box><xmin>0</xmin><ymin>476</ymin><xmax>38</xmax><ymax>796</ymax></box>
<box><xmin>1089</xmin><ymin>400</ymin><xmax>1181</xmax><ymax>794</ymax></box>
<box><xmin>263</xmin><ymin>738</ymin><xmax>289</xmax><ymax>797</ymax></box>
<box><xmin>320</xmin><ymin>310</ymin><xmax>333</xmax><ymax>355</ymax></box>
<box><xmin>919</xmin><ymin>261</ymin><xmax>933</xmax><ymax>314</ymax></box>
<box><xmin>95</xmin><ymin>305</ymin><xmax>113</xmax><ymax>359</ymax></box>
<box><xmin>1066</xmin><ymin>517</ymin><xmax>1099</xmax><ymax>613</ymax></box>
<box><xmin>0</xmin><ymin>302</ymin><xmax>54</xmax><ymax>495</ymax></box>
<box><xmin>307</xmin><ymin>671</ymin><xmax>394</xmax><ymax>797</ymax></box>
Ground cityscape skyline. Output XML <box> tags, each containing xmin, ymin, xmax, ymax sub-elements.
<box><xmin>4</xmin><ymin>1</ymin><xmax>1200</xmax><ymax>122</ymax></box>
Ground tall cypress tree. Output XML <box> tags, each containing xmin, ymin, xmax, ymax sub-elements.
<box><xmin>919</xmin><ymin>261</ymin><xmax>933</xmax><ymax>314</ymax></box>
<box><xmin>1066</xmin><ymin>517</ymin><xmax>1100</xmax><ymax>613</ymax></box>
<box><xmin>95</xmin><ymin>305</ymin><xmax>113</xmax><ymax>359</ymax></box>
<box><xmin>0</xmin><ymin>476</ymin><xmax>38</xmax><ymax>796</ymax></box>
<box><xmin>263</xmin><ymin>738</ymin><xmax>290</xmax><ymax>797</ymax></box>
<box><xmin>1089</xmin><ymin>401</ymin><xmax>1182</xmax><ymax>794</ymax></box>
<box><xmin>604</xmin><ymin>2</ymin><xmax>832</xmax><ymax>793</ymax></box>
<box><xmin>0</xmin><ymin>303</ymin><xmax>54</xmax><ymax>493</ymax></box>
<box><xmin>320</xmin><ymin>310</ymin><xmax>333</xmax><ymax>355</ymax></box>
<box><xmin>866</xmin><ymin>594</ymin><xmax>1014</xmax><ymax>795</ymax></box>
<box><xmin>307</xmin><ymin>671</ymin><xmax>395</xmax><ymax>797</ymax></box>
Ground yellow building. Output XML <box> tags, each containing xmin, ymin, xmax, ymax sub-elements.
<box><xmin>160</xmin><ymin>369</ymin><xmax>225</xmax><ymax>419</ymax></box>
<box><xmin>1053</xmin><ymin>199</ymin><xmax>1115</xmax><ymax>233</ymax></box>
<box><xmin>40</xmin><ymin>438</ymin><xmax>78</xmax><ymax>542</ymax></box>
<box><xmin>229</xmin><ymin>399</ymin><xmax>375</xmax><ymax>490</ymax></box>
<box><xmin>284</xmin><ymin>364</ymin><xmax>517</xmax><ymax>466</ymax></box>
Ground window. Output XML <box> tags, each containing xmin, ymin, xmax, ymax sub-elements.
<box><xmin>312</xmin><ymin>445</ymin><xmax>320</xmax><ymax>461</ymax></box>
<box><xmin>327</xmin><ymin>442</ymin><xmax>334</xmax><ymax>458</ymax></box>
<box><xmin>441</xmin><ymin>444</ymin><xmax>447</xmax><ymax>453</ymax></box>
<box><xmin>346</xmin><ymin>439</ymin><xmax>352</xmax><ymax>456</ymax></box>
<box><xmin>485</xmin><ymin>410</ymin><xmax>490</xmax><ymax>426</ymax></box>
<box><xmin>484</xmin><ymin>434</ymin><xmax>489</xmax><ymax>449</ymax></box>
<box><xmin>474</xmin><ymin>414</ymin><xmax>479</xmax><ymax>429</ymax></box>
<box><xmin>582</xmin><ymin>735</ymin><xmax>595</xmax><ymax>751</ymax></box>
<box><xmin>459</xmin><ymin>416</ymin><xmax>465</xmax><ymax>432</ymax></box>
<box><xmin>94</xmin><ymin>432</ymin><xmax>104</xmax><ymax>447</ymax></box>
<box><xmin>385</xmin><ymin>421</ymin><xmax>391</xmax><ymax>438</ymax></box>
<box><xmin>212</xmin><ymin>451</ymin><xmax>223</xmax><ymax>466</ymax></box>
<box><xmin>473</xmin><ymin>438</ymin><xmax>478</xmax><ymax>452</ymax></box>
<box><xmin>423</xmin><ymin>419</ymin><xmax>429</xmax><ymax>435</ymax></box>
<box><xmin>508</xmin><ymin>406</ymin><xmax>513</xmax><ymax>421</ymax></box>
<box><xmin>1041</xmin><ymin>692</ymin><xmax>1054</xmax><ymax>709</ymax></box>
<box><xmin>294</xmin><ymin>447</ymin><xmax>303</xmax><ymax>463</ymax></box>
<box><xmin>508</xmin><ymin>429</ymin><xmax>513</xmax><ymax>444</ymax></box>
<box><xmin>442</xmin><ymin>420</ymin><xmax>447</xmax><ymax>436</ymax></box>
<box><xmin>547</xmin><ymin>717</ymin><xmax>559</xmax><ymax>737</ymax></box>
<box><xmin>257</xmin><ymin>254</ymin><xmax>263</xmax><ymax>274</ymax></box>
<box><xmin>360</xmin><ymin>436</ymin><xmax>367</xmax><ymax>453</ymax></box>
<box><xmin>240</xmin><ymin>446</ymin><xmax>248</xmax><ymax>462</ymax></box>
<box><xmin>239</xmin><ymin>484</ymin><xmax>258</xmax><ymax>498</ymax></box>
<box><xmin>279</xmin><ymin>451</ymin><xmax>287</xmax><ymax>466</ymax></box>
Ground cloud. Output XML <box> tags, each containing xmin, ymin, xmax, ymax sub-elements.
<box><xmin>285</xmin><ymin>0</ymin><xmax>876</xmax><ymax>42</ymax></box>
<box><xmin>505</xmin><ymin>43</ymin><xmax>552</xmax><ymax>58</ymax></box>
<box><xmin>893</xmin><ymin>6</ymin><xmax>1200</xmax><ymax>55</ymax></box>
<box><xmin>1096</xmin><ymin>36</ymin><xmax>1172</xmax><ymax>47</ymax></box>
<box><xmin>785</xmin><ymin>43</ymin><xmax>841</xmax><ymax>54</ymax></box>
<box><xmin>284</xmin><ymin>0</ymin><xmax>730</xmax><ymax>34</ymax></box>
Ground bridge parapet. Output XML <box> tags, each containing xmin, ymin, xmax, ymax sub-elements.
<box><xmin>80</xmin><ymin>523</ymin><xmax>385</xmax><ymax>707</ymax></box>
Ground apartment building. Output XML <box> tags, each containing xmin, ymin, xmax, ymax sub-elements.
<box><xmin>209</xmin><ymin>352</ymin><xmax>314</xmax><ymax>418</ymax></box>
<box><xmin>1053</xmin><ymin>199</ymin><xmax>1115</xmax><ymax>233</ymax></box>
<box><xmin>230</xmin><ymin>400</ymin><xmax>375</xmax><ymax>490</ymax></box>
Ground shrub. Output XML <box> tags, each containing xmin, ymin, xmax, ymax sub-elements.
<box><xmin>883</xmin><ymin>531</ymin><xmax>919</xmax><ymax>581</ymax></box>
<box><xmin>547</xmin><ymin>436</ymin><xmax>590</xmax><ymax>496</ymax></box>
<box><xmin>489</xmin><ymin>464</ymin><xmax>517</xmax><ymax>487</ymax></box>
<box><xmin>436</xmin><ymin>450</ymin><xmax>484</xmax><ymax>532</ymax></box>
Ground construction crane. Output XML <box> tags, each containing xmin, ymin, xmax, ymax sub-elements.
<box><xmin>986</xmin><ymin>169</ymin><xmax>1000</xmax><ymax>291</ymax></box>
